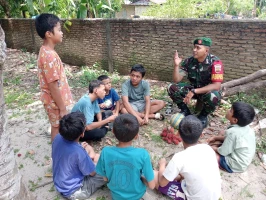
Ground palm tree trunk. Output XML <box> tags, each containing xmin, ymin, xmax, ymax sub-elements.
<box><xmin>0</xmin><ymin>26</ymin><xmax>33</xmax><ymax>200</ymax></box>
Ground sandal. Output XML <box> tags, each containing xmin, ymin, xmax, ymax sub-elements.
<box><xmin>155</xmin><ymin>113</ymin><xmax>165</xmax><ymax>121</ymax></box>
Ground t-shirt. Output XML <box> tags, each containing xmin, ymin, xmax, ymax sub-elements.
<box><xmin>37</xmin><ymin>45</ymin><xmax>73</xmax><ymax>108</ymax></box>
<box><xmin>71</xmin><ymin>94</ymin><xmax>100</xmax><ymax>125</ymax></box>
<box><xmin>163</xmin><ymin>144</ymin><xmax>221</xmax><ymax>200</ymax></box>
<box><xmin>218</xmin><ymin>124</ymin><xmax>256</xmax><ymax>172</ymax></box>
<box><xmin>97</xmin><ymin>88</ymin><xmax>120</xmax><ymax>110</ymax></box>
<box><xmin>52</xmin><ymin>134</ymin><xmax>95</xmax><ymax>197</ymax></box>
<box><xmin>179</xmin><ymin>54</ymin><xmax>224</xmax><ymax>88</ymax></box>
<box><xmin>96</xmin><ymin>146</ymin><xmax>154</xmax><ymax>200</ymax></box>
<box><xmin>121</xmin><ymin>80</ymin><xmax>150</xmax><ymax>102</ymax></box>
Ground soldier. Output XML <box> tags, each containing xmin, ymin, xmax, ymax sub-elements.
<box><xmin>168</xmin><ymin>37</ymin><xmax>224</xmax><ymax>128</ymax></box>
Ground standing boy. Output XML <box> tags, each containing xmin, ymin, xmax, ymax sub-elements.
<box><xmin>72</xmin><ymin>80</ymin><xmax>116</xmax><ymax>141</ymax></box>
<box><xmin>121</xmin><ymin>64</ymin><xmax>165</xmax><ymax>125</ymax></box>
<box><xmin>208</xmin><ymin>101</ymin><xmax>256</xmax><ymax>173</ymax></box>
<box><xmin>97</xmin><ymin>75</ymin><xmax>120</xmax><ymax>116</ymax></box>
<box><xmin>35</xmin><ymin>14</ymin><xmax>73</xmax><ymax>141</ymax></box>
<box><xmin>96</xmin><ymin>114</ymin><xmax>155</xmax><ymax>200</ymax></box>
<box><xmin>157</xmin><ymin>115</ymin><xmax>221</xmax><ymax>200</ymax></box>
<box><xmin>52</xmin><ymin>112</ymin><xmax>105</xmax><ymax>199</ymax></box>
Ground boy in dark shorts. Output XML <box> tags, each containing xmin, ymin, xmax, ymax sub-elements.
<box><xmin>208</xmin><ymin>101</ymin><xmax>256</xmax><ymax>173</ymax></box>
<box><xmin>155</xmin><ymin>115</ymin><xmax>221</xmax><ymax>200</ymax></box>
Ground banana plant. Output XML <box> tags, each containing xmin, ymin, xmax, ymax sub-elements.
<box><xmin>77</xmin><ymin>0</ymin><xmax>114</xmax><ymax>18</ymax></box>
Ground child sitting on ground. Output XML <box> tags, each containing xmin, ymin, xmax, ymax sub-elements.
<box><xmin>121</xmin><ymin>64</ymin><xmax>166</xmax><ymax>125</ymax></box>
<box><xmin>97</xmin><ymin>75</ymin><xmax>121</xmax><ymax>117</ymax></box>
<box><xmin>208</xmin><ymin>101</ymin><xmax>256</xmax><ymax>173</ymax></box>
<box><xmin>52</xmin><ymin>112</ymin><xmax>105</xmax><ymax>199</ymax></box>
<box><xmin>155</xmin><ymin>115</ymin><xmax>221</xmax><ymax>200</ymax></box>
<box><xmin>96</xmin><ymin>114</ymin><xmax>155</xmax><ymax>200</ymax></box>
<box><xmin>71</xmin><ymin>80</ymin><xmax>116</xmax><ymax>141</ymax></box>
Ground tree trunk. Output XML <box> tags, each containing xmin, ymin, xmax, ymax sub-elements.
<box><xmin>222</xmin><ymin>69</ymin><xmax>266</xmax><ymax>97</ymax></box>
<box><xmin>0</xmin><ymin>26</ymin><xmax>34</xmax><ymax>200</ymax></box>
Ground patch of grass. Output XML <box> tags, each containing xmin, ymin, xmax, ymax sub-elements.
<box><xmin>44</xmin><ymin>155</ymin><xmax>50</xmax><ymax>161</ymax></box>
<box><xmin>18</xmin><ymin>164</ymin><xmax>24</xmax><ymax>169</ymax></box>
<box><xmin>240</xmin><ymin>183</ymin><xmax>254</xmax><ymax>198</ymax></box>
<box><xmin>150</xmin><ymin>85</ymin><xmax>169</xmax><ymax>102</ymax></box>
<box><xmin>4</xmin><ymin>89</ymin><xmax>35</xmax><ymax>109</ymax></box>
<box><xmin>28</xmin><ymin>180</ymin><xmax>38</xmax><ymax>192</ymax></box>
<box><xmin>53</xmin><ymin>196</ymin><xmax>60</xmax><ymax>200</ymax></box>
<box><xmin>257</xmin><ymin>136</ymin><xmax>266</xmax><ymax>154</ymax></box>
<box><xmin>48</xmin><ymin>185</ymin><xmax>55</xmax><ymax>192</ymax></box>
<box><xmin>14</xmin><ymin>149</ymin><xmax>19</xmax><ymax>154</ymax></box>
<box><xmin>227</xmin><ymin>89</ymin><xmax>266</xmax><ymax>116</ymax></box>
<box><xmin>24</xmin><ymin>151</ymin><xmax>35</xmax><ymax>160</ymax></box>
<box><xmin>96</xmin><ymin>197</ymin><xmax>106</xmax><ymax>200</ymax></box>
<box><xmin>151</xmin><ymin>134</ymin><xmax>163</xmax><ymax>143</ymax></box>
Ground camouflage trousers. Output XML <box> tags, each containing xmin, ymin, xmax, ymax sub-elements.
<box><xmin>167</xmin><ymin>83</ymin><xmax>222</xmax><ymax>115</ymax></box>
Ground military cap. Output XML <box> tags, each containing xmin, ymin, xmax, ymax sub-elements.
<box><xmin>193</xmin><ymin>37</ymin><xmax>212</xmax><ymax>47</ymax></box>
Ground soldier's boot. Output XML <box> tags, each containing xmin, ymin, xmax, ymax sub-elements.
<box><xmin>177</xmin><ymin>103</ymin><xmax>191</xmax><ymax>116</ymax></box>
<box><xmin>197</xmin><ymin>109</ymin><xmax>209</xmax><ymax>128</ymax></box>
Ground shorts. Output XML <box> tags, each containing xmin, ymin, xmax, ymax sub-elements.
<box><xmin>130</xmin><ymin>100</ymin><xmax>146</xmax><ymax>113</ymax></box>
<box><xmin>219</xmin><ymin>155</ymin><xmax>233</xmax><ymax>173</ymax></box>
<box><xmin>158</xmin><ymin>181</ymin><xmax>186</xmax><ymax>200</ymax></box>
<box><xmin>43</xmin><ymin>104</ymin><xmax>60</xmax><ymax>128</ymax></box>
<box><xmin>67</xmin><ymin>174</ymin><xmax>106</xmax><ymax>200</ymax></box>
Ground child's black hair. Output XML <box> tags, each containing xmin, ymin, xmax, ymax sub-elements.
<box><xmin>35</xmin><ymin>13</ymin><xmax>60</xmax><ymax>39</ymax></box>
<box><xmin>130</xmin><ymin>64</ymin><xmax>146</xmax><ymax>78</ymax></box>
<box><xmin>179</xmin><ymin>115</ymin><xmax>203</xmax><ymax>144</ymax></box>
<box><xmin>232</xmin><ymin>102</ymin><xmax>255</xmax><ymax>126</ymax></box>
<box><xmin>113</xmin><ymin>114</ymin><xmax>139</xmax><ymax>142</ymax></box>
<box><xmin>98</xmin><ymin>75</ymin><xmax>109</xmax><ymax>81</ymax></box>
<box><xmin>59</xmin><ymin>112</ymin><xmax>86</xmax><ymax>141</ymax></box>
<box><xmin>88</xmin><ymin>80</ymin><xmax>104</xmax><ymax>93</ymax></box>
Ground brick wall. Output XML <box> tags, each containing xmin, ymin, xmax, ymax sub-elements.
<box><xmin>1</xmin><ymin>18</ymin><xmax>266</xmax><ymax>82</ymax></box>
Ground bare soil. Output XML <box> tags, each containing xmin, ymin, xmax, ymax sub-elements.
<box><xmin>4</xmin><ymin>49</ymin><xmax>266</xmax><ymax>200</ymax></box>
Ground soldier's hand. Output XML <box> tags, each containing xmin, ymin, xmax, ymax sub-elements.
<box><xmin>174</xmin><ymin>50</ymin><xmax>182</xmax><ymax>67</ymax></box>
<box><xmin>183</xmin><ymin>91</ymin><xmax>194</xmax><ymax>104</ymax></box>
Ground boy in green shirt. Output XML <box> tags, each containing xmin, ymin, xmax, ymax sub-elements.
<box><xmin>208</xmin><ymin>101</ymin><xmax>256</xmax><ymax>173</ymax></box>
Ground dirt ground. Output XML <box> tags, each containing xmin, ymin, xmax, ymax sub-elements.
<box><xmin>3</xmin><ymin>49</ymin><xmax>266</xmax><ymax>200</ymax></box>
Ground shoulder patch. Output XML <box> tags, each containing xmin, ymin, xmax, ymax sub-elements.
<box><xmin>214</xmin><ymin>64</ymin><xmax>222</xmax><ymax>73</ymax></box>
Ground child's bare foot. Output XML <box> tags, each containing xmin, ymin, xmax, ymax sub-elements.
<box><xmin>81</xmin><ymin>142</ymin><xmax>96</xmax><ymax>160</ymax></box>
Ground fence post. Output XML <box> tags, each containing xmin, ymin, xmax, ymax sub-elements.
<box><xmin>105</xmin><ymin>20</ymin><xmax>113</xmax><ymax>73</ymax></box>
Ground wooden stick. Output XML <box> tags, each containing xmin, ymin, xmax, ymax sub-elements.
<box><xmin>35</xmin><ymin>180</ymin><xmax>53</xmax><ymax>189</ymax></box>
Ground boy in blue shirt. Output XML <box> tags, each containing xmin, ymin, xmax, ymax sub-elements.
<box><xmin>52</xmin><ymin>112</ymin><xmax>105</xmax><ymax>199</ymax></box>
<box><xmin>96</xmin><ymin>114</ymin><xmax>155</xmax><ymax>200</ymax></box>
<box><xmin>97</xmin><ymin>75</ymin><xmax>120</xmax><ymax>116</ymax></box>
<box><xmin>72</xmin><ymin>80</ymin><xmax>116</xmax><ymax>141</ymax></box>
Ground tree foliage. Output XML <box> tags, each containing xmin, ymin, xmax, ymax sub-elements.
<box><xmin>0</xmin><ymin>0</ymin><xmax>123</xmax><ymax>18</ymax></box>
<box><xmin>143</xmin><ymin>0</ymin><xmax>263</xmax><ymax>19</ymax></box>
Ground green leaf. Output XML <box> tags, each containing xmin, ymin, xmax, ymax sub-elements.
<box><xmin>44</xmin><ymin>0</ymin><xmax>52</xmax><ymax>6</ymax></box>
<box><xmin>65</xmin><ymin>20</ymin><xmax>72</xmax><ymax>26</ymax></box>
<box><xmin>26</xmin><ymin>0</ymin><xmax>35</xmax><ymax>15</ymax></box>
<box><xmin>77</xmin><ymin>4</ymin><xmax>87</xmax><ymax>19</ymax></box>
<box><xmin>81</xmin><ymin>0</ymin><xmax>88</xmax><ymax>3</ymax></box>
<box><xmin>101</xmin><ymin>5</ymin><xmax>114</xmax><ymax>11</ymax></box>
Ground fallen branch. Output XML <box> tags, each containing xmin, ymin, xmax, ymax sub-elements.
<box><xmin>35</xmin><ymin>180</ymin><xmax>53</xmax><ymax>189</ymax></box>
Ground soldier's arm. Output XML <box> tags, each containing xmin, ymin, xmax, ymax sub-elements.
<box><xmin>193</xmin><ymin>82</ymin><xmax>221</xmax><ymax>94</ymax></box>
<box><xmin>173</xmin><ymin>51</ymin><xmax>184</xmax><ymax>83</ymax></box>
<box><xmin>193</xmin><ymin>60</ymin><xmax>223</xmax><ymax>94</ymax></box>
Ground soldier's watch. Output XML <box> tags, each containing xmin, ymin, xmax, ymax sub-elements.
<box><xmin>191</xmin><ymin>89</ymin><xmax>196</xmax><ymax>95</ymax></box>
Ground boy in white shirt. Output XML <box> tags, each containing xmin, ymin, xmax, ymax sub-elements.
<box><xmin>155</xmin><ymin>115</ymin><xmax>221</xmax><ymax>200</ymax></box>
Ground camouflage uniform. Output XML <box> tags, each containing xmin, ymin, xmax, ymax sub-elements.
<box><xmin>167</xmin><ymin>54</ymin><xmax>224</xmax><ymax>115</ymax></box>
